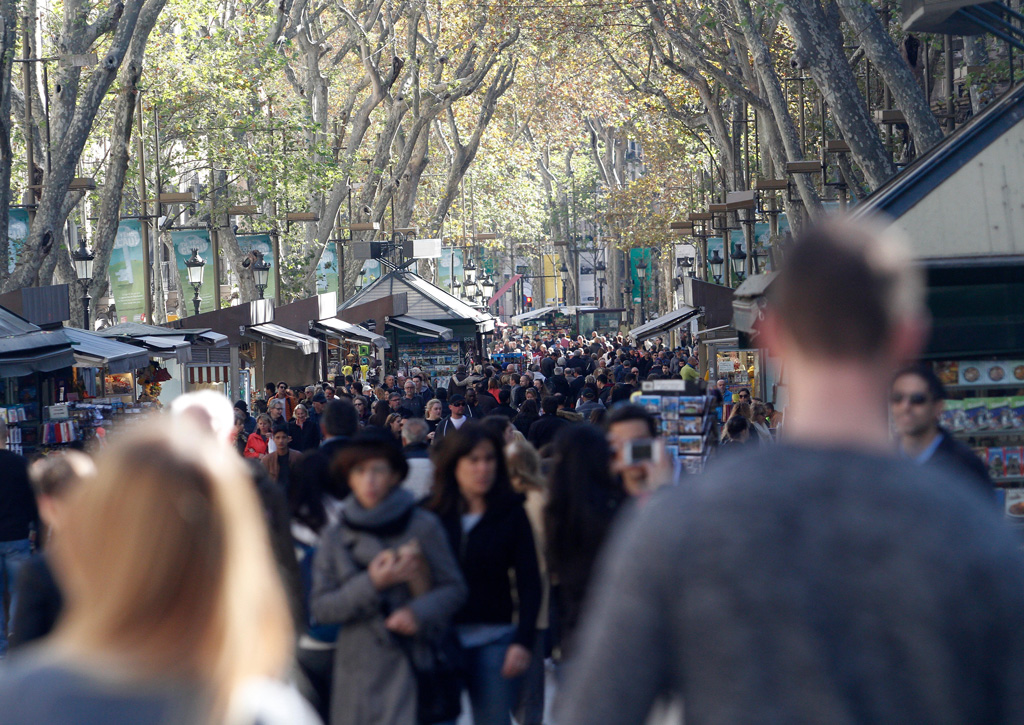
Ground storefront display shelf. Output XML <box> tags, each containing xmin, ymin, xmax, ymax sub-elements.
<box><xmin>954</xmin><ymin>430</ymin><xmax>1024</xmax><ymax>439</ymax></box>
<box><xmin>946</xmin><ymin>383</ymin><xmax>1024</xmax><ymax>391</ymax></box>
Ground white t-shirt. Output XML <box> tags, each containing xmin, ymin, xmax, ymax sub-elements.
<box><xmin>450</xmin><ymin>415</ymin><xmax>467</xmax><ymax>430</ymax></box>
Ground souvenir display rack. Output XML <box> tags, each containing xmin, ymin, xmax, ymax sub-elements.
<box><xmin>636</xmin><ymin>379</ymin><xmax>718</xmax><ymax>475</ymax></box>
<box><xmin>396</xmin><ymin>340</ymin><xmax>465</xmax><ymax>388</ymax></box>
<box><xmin>931</xmin><ymin>359</ymin><xmax>1024</xmax><ymax>519</ymax></box>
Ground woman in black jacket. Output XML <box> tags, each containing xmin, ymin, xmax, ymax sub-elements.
<box><xmin>512</xmin><ymin>399</ymin><xmax>540</xmax><ymax>438</ymax></box>
<box><xmin>288</xmin><ymin>404</ymin><xmax>320</xmax><ymax>452</ymax></box>
<box><xmin>428</xmin><ymin>423</ymin><xmax>542</xmax><ymax>725</ymax></box>
<box><xmin>544</xmin><ymin>424</ymin><xmax>627</xmax><ymax>657</ymax></box>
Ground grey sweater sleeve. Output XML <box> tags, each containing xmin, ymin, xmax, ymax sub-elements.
<box><xmin>310</xmin><ymin>526</ymin><xmax>381</xmax><ymax>625</ymax></box>
<box><xmin>554</xmin><ymin>502</ymin><xmax>673</xmax><ymax>725</ymax></box>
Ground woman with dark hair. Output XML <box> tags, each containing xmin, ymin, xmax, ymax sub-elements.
<box><xmin>312</xmin><ymin>435</ymin><xmax>467</xmax><ymax>725</ymax></box>
<box><xmin>352</xmin><ymin>395</ymin><xmax>371</xmax><ymax>425</ymax></box>
<box><xmin>428</xmin><ymin>423</ymin><xmax>542</xmax><ymax>725</ymax></box>
<box><xmin>479</xmin><ymin>415</ymin><xmax>515</xmax><ymax>446</ymax></box>
<box><xmin>366</xmin><ymin>399</ymin><xmax>391</xmax><ymax>431</ymax></box>
<box><xmin>512</xmin><ymin>399</ymin><xmax>540</xmax><ymax>438</ymax></box>
<box><xmin>544</xmin><ymin>424</ymin><xmax>627</xmax><ymax>657</ymax></box>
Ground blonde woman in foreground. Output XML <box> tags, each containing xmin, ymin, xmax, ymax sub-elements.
<box><xmin>0</xmin><ymin>420</ymin><xmax>320</xmax><ymax>725</ymax></box>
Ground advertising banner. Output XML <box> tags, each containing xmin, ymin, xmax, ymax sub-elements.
<box><xmin>437</xmin><ymin>248</ymin><xmax>464</xmax><ymax>292</ymax></box>
<box><xmin>7</xmin><ymin>209</ymin><xmax>29</xmax><ymax>274</ymax></box>
<box><xmin>357</xmin><ymin>259</ymin><xmax>382</xmax><ymax>289</ymax></box>
<box><xmin>109</xmin><ymin>220</ymin><xmax>148</xmax><ymax>323</ymax></box>
<box><xmin>171</xmin><ymin>229</ymin><xmax>216</xmax><ymax>315</ymax></box>
<box><xmin>237</xmin><ymin>234</ymin><xmax>276</xmax><ymax>302</ymax></box>
<box><xmin>316</xmin><ymin>245</ymin><xmax>339</xmax><ymax>294</ymax></box>
<box><xmin>629</xmin><ymin>248</ymin><xmax>655</xmax><ymax>305</ymax></box>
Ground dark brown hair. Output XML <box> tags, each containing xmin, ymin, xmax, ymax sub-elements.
<box><xmin>770</xmin><ymin>218</ymin><xmax>921</xmax><ymax>360</ymax></box>
<box><xmin>427</xmin><ymin>422</ymin><xmax>514</xmax><ymax>517</ymax></box>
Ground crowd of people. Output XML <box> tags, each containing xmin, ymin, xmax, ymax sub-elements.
<box><xmin>0</xmin><ymin>215</ymin><xmax>1020</xmax><ymax>725</ymax></box>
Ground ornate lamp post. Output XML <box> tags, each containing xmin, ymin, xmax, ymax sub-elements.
<box><xmin>252</xmin><ymin>250</ymin><xmax>271</xmax><ymax>299</ymax></box>
<box><xmin>71</xmin><ymin>239</ymin><xmax>96</xmax><ymax>330</ymax></box>
<box><xmin>184</xmin><ymin>248</ymin><xmax>206</xmax><ymax>315</ymax></box>
<box><xmin>708</xmin><ymin>248</ymin><xmax>725</xmax><ymax>284</ymax></box>
<box><xmin>559</xmin><ymin>262</ymin><xmax>568</xmax><ymax>305</ymax></box>
<box><xmin>731</xmin><ymin>245</ymin><xmax>748</xmax><ymax>284</ymax></box>
<box><xmin>480</xmin><ymin>274</ymin><xmax>495</xmax><ymax>302</ymax></box>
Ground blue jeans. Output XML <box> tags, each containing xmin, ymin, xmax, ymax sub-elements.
<box><xmin>0</xmin><ymin>539</ymin><xmax>32</xmax><ymax>655</ymax></box>
<box><xmin>462</xmin><ymin>631</ymin><xmax>523</xmax><ymax>725</ymax></box>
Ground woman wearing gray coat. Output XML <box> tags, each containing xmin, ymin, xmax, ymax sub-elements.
<box><xmin>311</xmin><ymin>435</ymin><xmax>467</xmax><ymax>725</ymax></box>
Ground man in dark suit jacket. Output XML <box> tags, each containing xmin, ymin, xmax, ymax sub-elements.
<box><xmin>528</xmin><ymin>395</ymin><xmax>572</xmax><ymax>450</ymax></box>
<box><xmin>490</xmin><ymin>388</ymin><xmax>517</xmax><ymax>420</ymax></box>
<box><xmin>293</xmin><ymin>398</ymin><xmax>360</xmax><ymax>499</ymax></box>
<box><xmin>547</xmin><ymin>367</ymin><xmax>571</xmax><ymax>399</ymax></box>
<box><xmin>891</xmin><ymin>364</ymin><xmax>992</xmax><ymax>495</ymax></box>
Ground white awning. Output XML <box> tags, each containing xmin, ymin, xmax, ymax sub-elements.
<box><xmin>386</xmin><ymin>315</ymin><xmax>454</xmax><ymax>341</ymax></box>
<box><xmin>64</xmin><ymin>327</ymin><xmax>151</xmax><ymax>374</ymax></box>
<box><xmin>628</xmin><ymin>306</ymin><xmax>703</xmax><ymax>343</ymax></box>
<box><xmin>197</xmin><ymin>330</ymin><xmax>229</xmax><ymax>347</ymax></box>
<box><xmin>510</xmin><ymin>306</ymin><xmax>557</xmax><ymax>325</ymax></box>
<box><xmin>312</xmin><ymin>317</ymin><xmax>389</xmax><ymax>348</ymax></box>
<box><xmin>137</xmin><ymin>335</ymin><xmax>193</xmax><ymax>363</ymax></box>
<box><xmin>243</xmin><ymin>323</ymin><xmax>320</xmax><ymax>355</ymax></box>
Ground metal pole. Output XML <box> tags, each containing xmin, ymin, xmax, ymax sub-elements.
<box><xmin>137</xmin><ymin>92</ymin><xmax>153</xmax><ymax>324</ymax></box>
<box><xmin>192</xmin><ymin>287</ymin><xmax>201</xmax><ymax>315</ymax></box>
<box><xmin>82</xmin><ymin>288</ymin><xmax>91</xmax><ymax>330</ymax></box>
<box><xmin>209</xmin><ymin>160</ymin><xmax>221</xmax><ymax>310</ymax></box>
<box><xmin>271</xmin><ymin>228</ymin><xmax>281</xmax><ymax>305</ymax></box>
<box><xmin>21</xmin><ymin>16</ymin><xmax>34</xmax><ymax>213</ymax></box>
<box><xmin>945</xmin><ymin>34</ymin><xmax>955</xmax><ymax>131</ymax></box>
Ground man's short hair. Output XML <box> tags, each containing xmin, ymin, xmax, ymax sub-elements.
<box><xmin>770</xmin><ymin>217</ymin><xmax>924</xmax><ymax>360</ymax></box>
<box><xmin>894</xmin><ymin>363</ymin><xmax>946</xmax><ymax>401</ymax></box>
<box><xmin>604</xmin><ymin>402</ymin><xmax>659</xmax><ymax>437</ymax></box>
<box><xmin>321</xmin><ymin>398</ymin><xmax>359</xmax><ymax>437</ymax></box>
<box><xmin>498</xmin><ymin>388</ymin><xmax>511</xmax><ymax>404</ymax></box>
<box><xmin>402</xmin><ymin>417</ymin><xmax>430</xmax><ymax>445</ymax></box>
<box><xmin>272</xmin><ymin>422</ymin><xmax>290</xmax><ymax>437</ymax></box>
<box><xmin>541</xmin><ymin>396</ymin><xmax>560</xmax><ymax>415</ymax></box>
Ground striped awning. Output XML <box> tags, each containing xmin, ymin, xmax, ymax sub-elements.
<box><xmin>187</xmin><ymin>365</ymin><xmax>230</xmax><ymax>384</ymax></box>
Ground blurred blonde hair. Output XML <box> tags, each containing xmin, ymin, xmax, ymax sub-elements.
<box><xmin>506</xmin><ymin>439</ymin><xmax>545</xmax><ymax>493</ymax></box>
<box><xmin>30</xmin><ymin>450</ymin><xmax>96</xmax><ymax>499</ymax></box>
<box><xmin>51</xmin><ymin>420</ymin><xmax>292</xmax><ymax>718</ymax></box>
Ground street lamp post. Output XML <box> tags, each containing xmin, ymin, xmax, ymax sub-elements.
<box><xmin>559</xmin><ymin>263</ymin><xmax>568</xmax><ymax>305</ymax></box>
<box><xmin>636</xmin><ymin>261</ymin><xmax>647</xmax><ymax>325</ymax></box>
<box><xmin>184</xmin><ymin>248</ymin><xmax>206</xmax><ymax>315</ymax></box>
<box><xmin>708</xmin><ymin>248</ymin><xmax>725</xmax><ymax>284</ymax></box>
<box><xmin>480</xmin><ymin>274</ymin><xmax>495</xmax><ymax>304</ymax></box>
<box><xmin>731</xmin><ymin>245</ymin><xmax>748</xmax><ymax>284</ymax></box>
<box><xmin>71</xmin><ymin>239</ymin><xmax>96</xmax><ymax>330</ymax></box>
<box><xmin>252</xmin><ymin>250</ymin><xmax>271</xmax><ymax>299</ymax></box>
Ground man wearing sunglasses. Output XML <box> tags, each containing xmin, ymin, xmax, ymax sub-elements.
<box><xmin>891</xmin><ymin>363</ymin><xmax>991</xmax><ymax>492</ymax></box>
<box><xmin>433</xmin><ymin>393</ymin><xmax>472</xmax><ymax>444</ymax></box>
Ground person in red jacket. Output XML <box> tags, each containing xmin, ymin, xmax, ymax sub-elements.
<box><xmin>244</xmin><ymin>414</ymin><xmax>274</xmax><ymax>459</ymax></box>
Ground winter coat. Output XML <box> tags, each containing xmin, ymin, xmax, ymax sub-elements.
<box><xmin>311</xmin><ymin>489</ymin><xmax>467</xmax><ymax>725</ymax></box>
<box><xmin>244</xmin><ymin>432</ymin><xmax>270</xmax><ymax>459</ymax></box>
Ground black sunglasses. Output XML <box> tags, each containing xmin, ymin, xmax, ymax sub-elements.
<box><xmin>891</xmin><ymin>392</ymin><xmax>930</xmax><ymax>405</ymax></box>
<box><xmin>451</xmin><ymin>402</ymin><xmax>465</xmax><ymax>406</ymax></box>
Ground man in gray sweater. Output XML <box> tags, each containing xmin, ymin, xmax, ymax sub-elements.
<box><xmin>556</xmin><ymin>218</ymin><xmax>1024</xmax><ymax>724</ymax></box>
